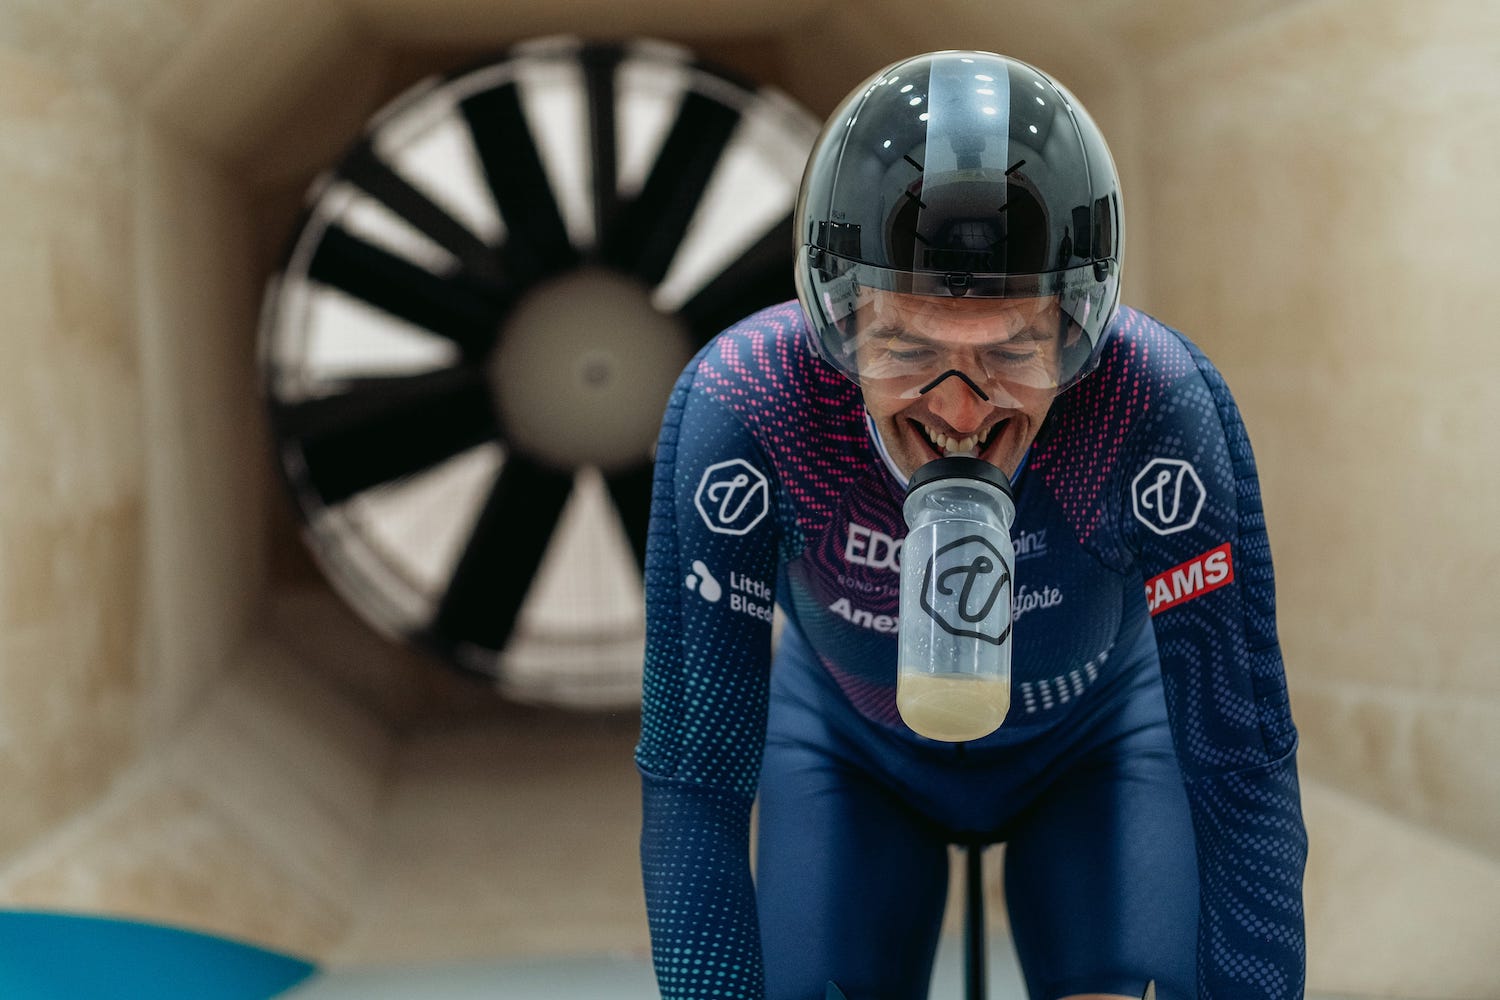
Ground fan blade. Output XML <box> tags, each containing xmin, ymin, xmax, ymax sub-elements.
<box><xmin>342</xmin><ymin>141</ymin><xmax>502</xmax><ymax>281</ymax></box>
<box><xmin>604</xmin><ymin>460</ymin><xmax>655</xmax><ymax>570</ymax></box>
<box><xmin>603</xmin><ymin>90</ymin><xmax>741</xmax><ymax>285</ymax></box>
<box><xmin>678</xmin><ymin>212</ymin><xmax>795</xmax><ymax>344</ymax></box>
<box><xmin>275</xmin><ymin>367</ymin><xmax>498</xmax><ymax>506</ymax></box>
<box><xmin>308</xmin><ymin>225</ymin><xmax>509</xmax><ymax>359</ymax></box>
<box><xmin>461</xmin><ymin>82</ymin><xmax>579</xmax><ymax>284</ymax></box>
<box><xmin>431</xmin><ymin>454</ymin><xmax>575</xmax><ymax>653</ymax></box>
<box><xmin>581</xmin><ymin>45</ymin><xmax>624</xmax><ymax>256</ymax></box>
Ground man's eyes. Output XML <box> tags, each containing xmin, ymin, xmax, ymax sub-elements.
<box><xmin>872</xmin><ymin>336</ymin><xmax>1048</xmax><ymax>366</ymax></box>
<box><xmin>985</xmin><ymin>346</ymin><xmax>1040</xmax><ymax>364</ymax></box>
<box><xmin>874</xmin><ymin>342</ymin><xmax>935</xmax><ymax>363</ymax></box>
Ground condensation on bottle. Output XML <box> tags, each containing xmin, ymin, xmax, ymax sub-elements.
<box><xmin>896</xmin><ymin>457</ymin><xmax>1017</xmax><ymax>742</ymax></box>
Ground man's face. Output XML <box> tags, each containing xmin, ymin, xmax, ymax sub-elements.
<box><xmin>854</xmin><ymin>291</ymin><xmax>1065</xmax><ymax>480</ymax></box>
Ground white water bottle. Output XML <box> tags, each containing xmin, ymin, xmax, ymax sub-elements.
<box><xmin>896</xmin><ymin>457</ymin><xmax>1017</xmax><ymax>742</ymax></box>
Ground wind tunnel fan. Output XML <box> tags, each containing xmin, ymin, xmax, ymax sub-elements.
<box><xmin>259</xmin><ymin>37</ymin><xmax>819</xmax><ymax>707</ymax></box>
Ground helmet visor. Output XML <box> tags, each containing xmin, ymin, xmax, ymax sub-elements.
<box><xmin>804</xmin><ymin>251</ymin><xmax>1111</xmax><ymax>403</ymax></box>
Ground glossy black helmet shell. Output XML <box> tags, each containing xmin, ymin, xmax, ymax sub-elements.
<box><xmin>794</xmin><ymin>50</ymin><xmax>1124</xmax><ymax>392</ymax></box>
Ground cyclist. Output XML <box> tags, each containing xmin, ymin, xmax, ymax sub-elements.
<box><xmin>637</xmin><ymin>49</ymin><xmax>1306</xmax><ymax>1000</ymax></box>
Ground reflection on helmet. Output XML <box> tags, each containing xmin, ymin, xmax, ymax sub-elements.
<box><xmin>794</xmin><ymin>50</ymin><xmax>1123</xmax><ymax>394</ymax></box>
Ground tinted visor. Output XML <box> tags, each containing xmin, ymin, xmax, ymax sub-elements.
<box><xmin>805</xmin><ymin>252</ymin><xmax>1110</xmax><ymax>401</ymax></box>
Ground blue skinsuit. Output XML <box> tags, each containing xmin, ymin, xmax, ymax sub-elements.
<box><xmin>636</xmin><ymin>302</ymin><xmax>1306</xmax><ymax>999</ymax></box>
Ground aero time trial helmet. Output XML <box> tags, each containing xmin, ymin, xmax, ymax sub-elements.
<box><xmin>794</xmin><ymin>50</ymin><xmax>1124</xmax><ymax>399</ymax></box>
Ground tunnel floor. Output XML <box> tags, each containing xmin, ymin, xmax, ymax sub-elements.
<box><xmin>287</xmin><ymin>935</ymin><xmax>1025</xmax><ymax>998</ymax></box>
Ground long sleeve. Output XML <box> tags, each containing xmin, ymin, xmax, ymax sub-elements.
<box><xmin>637</xmin><ymin>353</ymin><xmax>781</xmax><ymax>1000</ymax></box>
<box><xmin>1122</xmin><ymin>339</ymin><xmax>1308</xmax><ymax>998</ymax></box>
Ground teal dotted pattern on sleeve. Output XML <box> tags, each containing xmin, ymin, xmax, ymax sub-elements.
<box><xmin>641</xmin><ymin>778</ymin><xmax>763</xmax><ymax>999</ymax></box>
<box><xmin>637</xmin><ymin>330</ymin><xmax>779</xmax><ymax>999</ymax></box>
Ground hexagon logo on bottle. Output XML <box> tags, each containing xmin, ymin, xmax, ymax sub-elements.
<box><xmin>919</xmin><ymin>534</ymin><xmax>1013</xmax><ymax>644</ymax></box>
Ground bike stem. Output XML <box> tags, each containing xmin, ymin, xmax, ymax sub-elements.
<box><xmin>965</xmin><ymin>844</ymin><xmax>987</xmax><ymax>1000</ymax></box>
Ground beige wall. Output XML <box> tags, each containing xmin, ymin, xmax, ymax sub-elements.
<box><xmin>0</xmin><ymin>0</ymin><xmax>1496</xmax><ymax>995</ymax></box>
<box><xmin>1132</xmin><ymin>0</ymin><xmax>1500</xmax><ymax>861</ymax></box>
<box><xmin>0</xmin><ymin>37</ymin><xmax>145</xmax><ymax>860</ymax></box>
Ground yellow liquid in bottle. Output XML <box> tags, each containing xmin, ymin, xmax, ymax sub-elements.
<box><xmin>896</xmin><ymin>672</ymin><xmax>1010</xmax><ymax>742</ymax></box>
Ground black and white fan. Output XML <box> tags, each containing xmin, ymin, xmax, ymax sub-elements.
<box><xmin>259</xmin><ymin>37</ymin><xmax>819</xmax><ymax>706</ymax></box>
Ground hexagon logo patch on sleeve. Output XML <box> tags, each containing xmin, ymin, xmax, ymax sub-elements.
<box><xmin>1131</xmin><ymin>458</ymin><xmax>1205</xmax><ymax>536</ymax></box>
<box><xmin>694</xmin><ymin>459</ymin><xmax>771</xmax><ymax>535</ymax></box>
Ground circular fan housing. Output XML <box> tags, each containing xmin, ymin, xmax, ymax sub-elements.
<box><xmin>259</xmin><ymin>37</ymin><xmax>819</xmax><ymax>706</ymax></box>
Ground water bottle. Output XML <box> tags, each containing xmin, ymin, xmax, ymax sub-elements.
<box><xmin>897</xmin><ymin>457</ymin><xmax>1017</xmax><ymax>742</ymax></box>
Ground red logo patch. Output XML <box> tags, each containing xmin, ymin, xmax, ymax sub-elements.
<box><xmin>1145</xmin><ymin>543</ymin><xmax>1234</xmax><ymax>615</ymax></box>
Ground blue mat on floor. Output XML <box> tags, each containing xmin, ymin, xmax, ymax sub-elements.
<box><xmin>0</xmin><ymin>910</ymin><xmax>317</xmax><ymax>999</ymax></box>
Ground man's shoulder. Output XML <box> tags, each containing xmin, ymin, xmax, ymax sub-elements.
<box><xmin>1027</xmin><ymin>308</ymin><xmax>1246</xmax><ymax>553</ymax></box>
<box><xmin>1066</xmin><ymin>303</ymin><xmax>1246</xmax><ymax>424</ymax></box>
<box><xmin>692</xmin><ymin>300</ymin><xmax>859</xmax><ymax>416</ymax></box>
<box><xmin>1094</xmin><ymin>305</ymin><xmax>1208</xmax><ymax>389</ymax></box>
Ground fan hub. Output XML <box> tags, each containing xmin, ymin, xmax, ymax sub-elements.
<box><xmin>490</xmin><ymin>266</ymin><xmax>692</xmax><ymax>471</ymax></box>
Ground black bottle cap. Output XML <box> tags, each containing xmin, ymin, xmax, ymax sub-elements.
<box><xmin>905</xmin><ymin>456</ymin><xmax>1014</xmax><ymax>501</ymax></box>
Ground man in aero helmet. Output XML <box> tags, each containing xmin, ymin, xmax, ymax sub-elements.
<box><xmin>638</xmin><ymin>50</ymin><xmax>1306</xmax><ymax>1000</ymax></box>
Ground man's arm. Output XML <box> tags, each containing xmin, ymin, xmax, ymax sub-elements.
<box><xmin>637</xmin><ymin>356</ymin><xmax>780</xmax><ymax>1000</ymax></box>
<box><xmin>1122</xmin><ymin>338</ymin><xmax>1307</xmax><ymax>998</ymax></box>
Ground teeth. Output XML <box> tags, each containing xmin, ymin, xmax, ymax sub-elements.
<box><xmin>923</xmin><ymin>426</ymin><xmax>980</xmax><ymax>456</ymax></box>
<box><xmin>976</xmin><ymin>422</ymin><xmax>1004</xmax><ymax>451</ymax></box>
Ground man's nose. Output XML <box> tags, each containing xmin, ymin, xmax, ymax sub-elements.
<box><xmin>922</xmin><ymin>371</ymin><xmax>992</xmax><ymax>432</ymax></box>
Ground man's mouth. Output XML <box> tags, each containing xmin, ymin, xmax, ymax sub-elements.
<box><xmin>910</xmin><ymin>418</ymin><xmax>1009</xmax><ymax>459</ymax></box>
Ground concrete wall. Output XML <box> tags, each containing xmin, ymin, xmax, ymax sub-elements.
<box><xmin>0</xmin><ymin>0</ymin><xmax>1496</xmax><ymax>994</ymax></box>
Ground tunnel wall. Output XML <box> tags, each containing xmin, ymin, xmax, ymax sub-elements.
<box><xmin>0</xmin><ymin>10</ymin><xmax>151</xmax><ymax>864</ymax></box>
<box><xmin>1129</xmin><ymin>0</ymin><xmax>1500</xmax><ymax>861</ymax></box>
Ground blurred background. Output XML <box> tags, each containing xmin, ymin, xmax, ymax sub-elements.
<box><xmin>0</xmin><ymin>0</ymin><xmax>1497</xmax><ymax>997</ymax></box>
